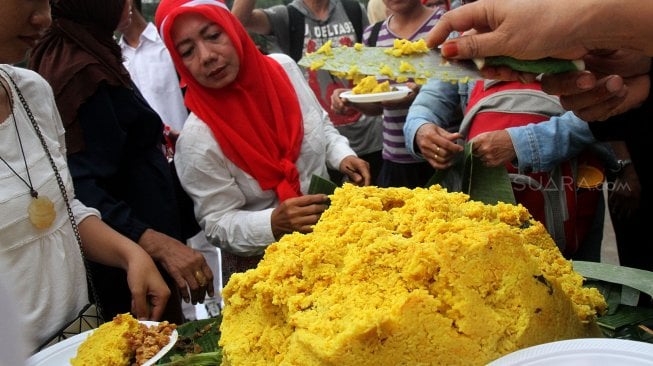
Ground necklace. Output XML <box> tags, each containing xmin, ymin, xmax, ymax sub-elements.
<box><xmin>0</xmin><ymin>74</ymin><xmax>56</xmax><ymax>230</ymax></box>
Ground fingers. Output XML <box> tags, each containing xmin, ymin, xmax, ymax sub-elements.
<box><xmin>131</xmin><ymin>291</ymin><xmax>150</xmax><ymax>321</ymax></box>
<box><xmin>188</xmin><ymin>263</ymin><xmax>214</xmax><ymax>304</ymax></box>
<box><xmin>541</xmin><ymin>72</ymin><xmax>625</xmax><ymax>120</ymax></box>
<box><xmin>426</xmin><ymin>4</ymin><xmax>488</xmax><ymax>50</ymax></box>
<box><xmin>331</xmin><ymin>88</ymin><xmax>350</xmax><ymax>114</ymax></box>
<box><xmin>559</xmin><ymin>76</ymin><xmax>627</xmax><ymax>121</ymax></box>
<box><xmin>540</xmin><ymin>71</ymin><xmax>598</xmax><ymax>96</ymax></box>
<box><xmin>147</xmin><ymin>293</ymin><xmax>167</xmax><ymax>321</ymax></box>
<box><xmin>343</xmin><ymin>159</ymin><xmax>371</xmax><ymax>186</ymax></box>
<box><xmin>440</xmin><ymin>30</ymin><xmax>513</xmax><ymax>60</ymax></box>
<box><xmin>427</xmin><ymin>142</ymin><xmax>461</xmax><ymax>169</ymax></box>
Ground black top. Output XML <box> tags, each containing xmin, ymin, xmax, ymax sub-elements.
<box><xmin>67</xmin><ymin>82</ymin><xmax>184</xmax><ymax>242</ymax></box>
<box><xmin>66</xmin><ymin>82</ymin><xmax>191</xmax><ymax>322</ymax></box>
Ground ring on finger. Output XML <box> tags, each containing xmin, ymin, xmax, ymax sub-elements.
<box><xmin>435</xmin><ymin>146</ymin><xmax>441</xmax><ymax>153</ymax></box>
<box><xmin>433</xmin><ymin>153</ymin><xmax>439</xmax><ymax>160</ymax></box>
<box><xmin>194</xmin><ymin>270</ymin><xmax>207</xmax><ymax>287</ymax></box>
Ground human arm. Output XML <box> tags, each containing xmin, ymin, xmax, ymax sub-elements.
<box><xmin>502</xmin><ymin>112</ymin><xmax>596</xmax><ymax>173</ymax></box>
<box><xmin>268</xmin><ymin>53</ymin><xmax>370</xmax><ymax>185</ymax></box>
<box><xmin>427</xmin><ymin>0</ymin><xmax>653</xmax><ymax>61</ymax></box>
<box><xmin>231</xmin><ymin>0</ymin><xmax>273</xmax><ymax>35</ymax></box>
<box><xmin>540</xmin><ymin>52</ymin><xmax>651</xmax><ymax>121</ymax></box>
<box><xmin>404</xmin><ymin>78</ymin><xmax>465</xmax><ymax>168</ymax></box>
<box><xmin>270</xmin><ymin>194</ymin><xmax>329</xmax><ymax>239</ymax></box>
<box><xmin>77</xmin><ymin>214</ymin><xmax>170</xmax><ymax>320</ymax></box>
<box><xmin>174</xmin><ymin>119</ymin><xmax>279</xmax><ymax>255</ymax></box>
<box><xmin>330</xmin><ymin>87</ymin><xmax>383</xmax><ymax>116</ymax></box>
<box><xmin>607</xmin><ymin>141</ymin><xmax>640</xmax><ymax>220</ymax></box>
<box><xmin>331</xmin><ymin>82</ymin><xmax>421</xmax><ymax>116</ymax></box>
<box><xmin>68</xmin><ymin>85</ymin><xmax>213</xmax><ymax>305</ymax></box>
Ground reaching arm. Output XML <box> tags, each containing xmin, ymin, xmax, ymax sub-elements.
<box><xmin>231</xmin><ymin>0</ymin><xmax>273</xmax><ymax>35</ymax></box>
<box><xmin>427</xmin><ymin>0</ymin><xmax>653</xmax><ymax>60</ymax></box>
<box><xmin>78</xmin><ymin>215</ymin><xmax>170</xmax><ymax>321</ymax></box>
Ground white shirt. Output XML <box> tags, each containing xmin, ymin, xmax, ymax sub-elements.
<box><xmin>0</xmin><ymin>65</ymin><xmax>99</xmax><ymax>350</ymax></box>
<box><xmin>119</xmin><ymin>23</ymin><xmax>188</xmax><ymax>131</ymax></box>
<box><xmin>174</xmin><ymin>54</ymin><xmax>355</xmax><ymax>256</ymax></box>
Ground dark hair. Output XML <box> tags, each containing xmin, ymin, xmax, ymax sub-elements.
<box><xmin>133</xmin><ymin>0</ymin><xmax>142</xmax><ymax>12</ymax></box>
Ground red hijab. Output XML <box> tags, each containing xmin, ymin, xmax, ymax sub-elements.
<box><xmin>156</xmin><ymin>0</ymin><xmax>304</xmax><ymax>202</ymax></box>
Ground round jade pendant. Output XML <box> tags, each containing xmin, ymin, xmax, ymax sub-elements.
<box><xmin>28</xmin><ymin>195</ymin><xmax>56</xmax><ymax>229</ymax></box>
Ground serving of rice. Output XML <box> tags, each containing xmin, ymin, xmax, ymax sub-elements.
<box><xmin>70</xmin><ymin>313</ymin><xmax>175</xmax><ymax>366</ymax></box>
<box><xmin>219</xmin><ymin>184</ymin><xmax>606</xmax><ymax>365</ymax></box>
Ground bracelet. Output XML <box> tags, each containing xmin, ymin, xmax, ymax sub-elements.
<box><xmin>610</xmin><ymin>159</ymin><xmax>633</xmax><ymax>174</ymax></box>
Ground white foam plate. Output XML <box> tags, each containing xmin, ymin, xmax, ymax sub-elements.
<box><xmin>340</xmin><ymin>85</ymin><xmax>411</xmax><ymax>103</ymax></box>
<box><xmin>488</xmin><ymin>338</ymin><xmax>653</xmax><ymax>365</ymax></box>
<box><xmin>26</xmin><ymin>321</ymin><xmax>178</xmax><ymax>366</ymax></box>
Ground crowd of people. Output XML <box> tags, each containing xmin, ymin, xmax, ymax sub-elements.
<box><xmin>0</xmin><ymin>0</ymin><xmax>650</xmax><ymax>361</ymax></box>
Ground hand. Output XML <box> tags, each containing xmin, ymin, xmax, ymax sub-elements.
<box><xmin>540</xmin><ymin>50</ymin><xmax>651</xmax><ymax>121</ymax></box>
<box><xmin>339</xmin><ymin>155</ymin><xmax>371</xmax><ymax>186</ymax></box>
<box><xmin>381</xmin><ymin>82</ymin><xmax>420</xmax><ymax>109</ymax></box>
<box><xmin>271</xmin><ymin>194</ymin><xmax>329</xmax><ymax>239</ymax></box>
<box><xmin>609</xmin><ymin>166</ymin><xmax>641</xmax><ymax>220</ymax></box>
<box><xmin>124</xmin><ymin>247</ymin><xmax>171</xmax><ymax>321</ymax></box>
<box><xmin>427</xmin><ymin>0</ymin><xmax>592</xmax><ymax>61</ymax></box>
<box><xmin>469</xmin><ymin>130</ymin><xmax>516</xmax><ymax>167</ymax></box>
<box><xmin>331</xmin><ymin>87</ymin><xmax>353</xmax><ymax>115</ymax></box>
<box><xmin>415</xmin><ymin>123</ymin><xmax>463</xmax><ymax>169</ymax></box>
<box><xmin>138</xmin><ymin>229</ymin><xmax>215</xmax><ymax>305</ymax></box>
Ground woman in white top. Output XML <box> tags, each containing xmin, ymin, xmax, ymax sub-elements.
<box><xmin>155</xmin><ymin>0</ymin><xmax>371</xmax><ymax>281</ymax></box>
<box><xmin>0</xmin><ymin>0</ymin><xmax>169</xmax><ymax>351</ymax></box>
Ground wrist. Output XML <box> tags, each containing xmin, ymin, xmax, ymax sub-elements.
<box><xmin>610</xmin><ymin>158</ymin><xmax>633</xmax><ymax>175</ymax></box>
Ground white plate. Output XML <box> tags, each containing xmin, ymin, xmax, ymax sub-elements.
<box><xmin>26</xmin><ymin>321</ymin><xmax>178</xmax><ymax>366</ymax></box>
<box><xmin>488</xmin><ymin>338</ymin><xmax>653</xmax><ymax>366</ymax></box>
<box><xmin>340</xmin><ymin>85</ymin><xmax>411</xmax><ymax>103</ymax></box>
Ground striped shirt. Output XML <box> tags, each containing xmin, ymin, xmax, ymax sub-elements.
<box><xmin>362</xmin><ymin>9</ymin><xmax>445</xmax><ymax>163</ymax></box>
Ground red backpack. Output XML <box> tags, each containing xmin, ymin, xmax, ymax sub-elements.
<box><xmin>459</xmin><ymin>80</ymin><xmax>603</xmax><ymax>256</ymax></box>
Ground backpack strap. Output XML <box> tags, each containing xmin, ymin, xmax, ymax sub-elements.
<box><xmin>366</xmin><ymin>20</ymin><xmax>384</xmax><ymax>47</ymax></box>
<box><xmin>459</xmin><ymin>81</ymin><xmax>564</xmax><ymax>138</ymax></box>
<box><xmin>287</xmin><ymin>5</ymin><xmax>305</xmax><ymax>62</ymax></box>
<box><xmin>341</xmin><ymin>0</ymin><xmax>364</xmax><ymax>43</ymax></box>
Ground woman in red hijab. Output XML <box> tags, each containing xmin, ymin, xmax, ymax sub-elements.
<box><xmin>155</xmin><ymin>0</ymin><xmax>370</xmax><ymax>281</ymax></box>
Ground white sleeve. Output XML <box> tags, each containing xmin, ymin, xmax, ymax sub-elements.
<box><xmin>268</xmin><ymin>53</ymin><xmax>356</xmax><ymax>170</ymax></box>
<box><xmin>174</xmin><ymin>120</ymin><xmax>275</xmax><ymax>256</ymax></box>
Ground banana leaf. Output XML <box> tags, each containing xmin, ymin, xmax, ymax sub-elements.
<box><xmin>157</xmin><ymin>317</ymin><xmax>221</xmax><ymax>365</ymax></box>
<box><xmin>574</xmin><ymin>261</ymin><xmax>653</xmax><ymax>299</ymax></box>
<box><xmin>574</xmin><ymin>261</ymin><xmax>653</xmax><ymax>342</ymax></box>
<box><xmin>426</xmin><ymin>142</ymin><xmax>515</xmax><ymax>205</ymax></box>
<box><xmin>308</xmin><ymin>174</ymin><xmax>338</xmax><ymax>196</ymax></box>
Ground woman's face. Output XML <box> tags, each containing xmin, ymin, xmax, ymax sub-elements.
<box><xmin>116</xmin><ymin>0</ymin><xmax>133</xmax><ymax>32</ymax></box>
<box><xmin>0</xmin><ymin>0</ymin><xmax>51</xmax><ymax>64</ymax></box>
<box><xmin>171</xmin><ymin>12</ymin><xmax>239</xmax><ymax>89</ymax></box>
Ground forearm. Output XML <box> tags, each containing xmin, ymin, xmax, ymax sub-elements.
<box><xmin>581</xmin><ymin>0</ymin><xmax>653</xmax><ymax>55</ymax></box>
<box><xmin>508</xmin><ymin>112</ymin><xmax>595</xmax><ymax>172</ymax></box>
<box><xmin>204</xmin><ymin>209</ymin><xmax>275</xmax><ymax>256</ymax></box>
<box><xmin>77</xmin><ymin>215</ymin><xmax>143</xmax><ymax>270</ymax></box>
<box><xmin>231</xmin><ymin>0</ymin><xmax>271</xmax><ymax>34</ymax></box>
<box><xmin>321</xmin><ymin>111</ymin><xmax>358</xmax><ymax>170</ymax></box>
<box><xmin>350</xmin><ymin>101</ymin><xmax>383</xmax><ymax>116</ymax></box>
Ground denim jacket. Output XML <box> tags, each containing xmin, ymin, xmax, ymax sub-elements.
<box><xmin>404</xmin><ymin>78</ymin><xmax>596</xmax><ymax>173</ymax></box>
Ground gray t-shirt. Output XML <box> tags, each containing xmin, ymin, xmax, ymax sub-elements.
<box><xmin>263</xmin><ymin>0</ymin><xmax>383</xmax><ymax>155</ymax></box>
